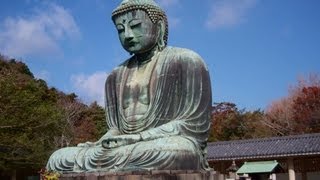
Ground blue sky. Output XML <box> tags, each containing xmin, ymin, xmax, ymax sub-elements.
<box><xmin>1</xmin><ymin>0</ymin><xmax>319</xmax><ymax>110</ymax></box>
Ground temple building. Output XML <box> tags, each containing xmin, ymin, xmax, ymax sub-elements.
<box><xmin>207</xmin><ymin>133</ymin><xmax>320</xmax><ymax>180</ymax></box>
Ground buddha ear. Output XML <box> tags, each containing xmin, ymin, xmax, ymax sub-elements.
<box><xmin>157</xmin><ymin>19</ymin><xmax>166</xmax><ymax>51</ymax></box>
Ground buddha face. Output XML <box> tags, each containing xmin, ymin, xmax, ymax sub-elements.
<box><xmin>114</xmin><ymin>10</ymin><xmax>159</xmax><ymax>54</ymax></box>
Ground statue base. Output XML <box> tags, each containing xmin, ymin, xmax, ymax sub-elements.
<box><xmin>59</xmin><ymin>170</ymin><xmax>217</xmax><ymax>180</ymax></box>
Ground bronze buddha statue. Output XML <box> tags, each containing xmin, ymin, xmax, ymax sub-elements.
<box><xmin>46</xmin><ymin>0</ymin><xmax>212</xmax><ymax>172</ymax></box>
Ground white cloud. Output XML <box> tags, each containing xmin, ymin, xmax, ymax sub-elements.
<box><xmin>71</xmin><ymin>72</ymin><xmax>107</xmax><ymax>106</ymax></box>
<box><xmin>158</xmin><ymin>0</ymin><xmax>180</xmax><ymax>7</ymax></box>
<box><xmin>0</xmin><ymin>3</ymin><xmax>80</xmax><ymax>58</ymax></box>
<box><xmin>206</xmin><ymin>0</ymin><xmax>257</xmax><ymax>29</ymax></box>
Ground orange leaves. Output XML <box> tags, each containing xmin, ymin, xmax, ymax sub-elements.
<box><xmin>265</xmin><ymin>74</ymin><xmax>320</xmax><ymax>135</ymax></box>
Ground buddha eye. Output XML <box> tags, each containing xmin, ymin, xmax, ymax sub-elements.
<box><xmin>130</xmin><ymin>23</ymin><xmax>141</xmax><ymax>28</ymax></box>
<box><xmin>116</xmin><ymin>24</ymin><xmax>125</xmax><ymax>33</ymax></box>
<box><xmin>129</xmin><ymin>20</ymin><xmax>142</xmax><ymax>28</ymax></box>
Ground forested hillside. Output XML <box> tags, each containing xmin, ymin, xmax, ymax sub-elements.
<box><xmin>0</xmin><ymin>55</ymin><xmax>107</xmax><ymax>171</ymax></box>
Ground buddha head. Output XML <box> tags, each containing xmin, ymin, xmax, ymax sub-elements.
<box><xmin>112</xmin><ymin>0</ymin><xmax>168</xmax><ymax>54</ymax></box>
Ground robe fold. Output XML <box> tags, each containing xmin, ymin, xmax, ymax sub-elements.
<box><xmin>46</xmin><ymin>47</ymin><xmax>212</xmax><ymax>172</ymax></box>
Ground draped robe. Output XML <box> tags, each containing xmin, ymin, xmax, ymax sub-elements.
<box><xmin>46</xmin><ymin>47</ymin><xmax>212</xmax><ymax>172</ymax></box>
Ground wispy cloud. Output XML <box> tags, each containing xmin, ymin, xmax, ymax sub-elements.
<box><xmin>206</xmin><ymin>0</ymin><xmax>257</xmax><ymax>29</ymax></box>
<box><xmin>71</xmin><ymin>72</ymin><xmax>107</xmax><ymax>106</ymax></box>
<box><xmin>158</xmin><ymin>0</ymin><xmax>180</xmax><ymax>8</ymax></box>
<box><xmin>0</xmin><ymin>3</ymin><xmax>80</xmax><ymax>58</ymax></box>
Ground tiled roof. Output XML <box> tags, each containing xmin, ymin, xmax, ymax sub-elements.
<box><xmin>207</xmin><ymin>133</ymin><xmax>320</xmax><ymax>161</ymax></box>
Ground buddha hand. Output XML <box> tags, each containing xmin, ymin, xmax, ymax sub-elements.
<box><xmin>77</xmin><ymin>128</ymin><xmax>121</xmax><ymax>147</ymax></box>
<box><xmin>101</xmin><ymin>134</ymin><xmax>142</xmax><ymax>149</ymax></box>
<box><xmin>77</xmin><ymin>141</ymin><xmax>96</xmax><ymax>147</ymax></box>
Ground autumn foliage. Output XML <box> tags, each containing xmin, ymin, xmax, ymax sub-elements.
<box><xmin>209</xmin><ymin>102</ymin><xmax>273</xmax><ymax>142</ymax></box>
<box><xmin>210</xmin><ymin>74</ymin><xmax>320</xmax><ymax>141</ymax></box>
<box><xmin>264</xmin><ymin>75</ymin><xmax>320</xmax><ymax>135</ymax></box>
<box><xmin>293</xmin><ymin>86</ymin><xmax>320</xmax><ymax>132</ymax></box>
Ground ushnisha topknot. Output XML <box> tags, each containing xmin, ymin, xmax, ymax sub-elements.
<box><xmin>112</xmin><ymin>0</ymin><xmax>168</xmax><ymax>46</ymax></box>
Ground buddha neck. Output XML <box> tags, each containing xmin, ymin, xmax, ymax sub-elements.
<box><xmin>134</xmin><ymin>46</ymin><xmax>159</xmax><ymax>66</ymax></box>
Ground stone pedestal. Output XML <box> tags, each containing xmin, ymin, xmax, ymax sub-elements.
<box><xmin>59</xmin><ymin>170</ymin><xmax>217</xmax><ymax>180</ymax></box>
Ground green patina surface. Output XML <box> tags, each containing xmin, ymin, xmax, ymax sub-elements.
<box><xmin>46</xmin><ymin>0</ymin><xmax>212</xmax><ymax>173</ymax></box>
<box><xmin>237</xmin><ymin>161</ymin><xmax>279</xmax><ymax>174</ymax></box>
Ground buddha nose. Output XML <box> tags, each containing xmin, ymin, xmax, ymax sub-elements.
<box><xmin>124</xmin><ymin>28</ymin><xmax>134</xmax><ymax>41</ymax></box>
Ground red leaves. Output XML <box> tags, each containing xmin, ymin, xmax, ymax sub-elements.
<box><xmin>292</xmin><ymin>86</ymin><xmax>320</xmax><ymax>133</ymax></box>
<box><xmin>265</xmin><ymin>74</ymin><xmax>320</xmax><ymax>135</ymax></box>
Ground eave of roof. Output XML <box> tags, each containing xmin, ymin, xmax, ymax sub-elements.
<box><xmin>236</xmin><ymin>161</ymin><xmax>279</xmax><ymax>174</ymax></box>
<box><xmin>207</xmin><ymin>133</ymin><xmax>320</xmax><ymax>161</ymax></box>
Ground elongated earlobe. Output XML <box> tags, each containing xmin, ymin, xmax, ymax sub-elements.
<box><xmin>157</xmin><ymin>20</ymin><xmax>166</xmax><ymax>51</ymax></box>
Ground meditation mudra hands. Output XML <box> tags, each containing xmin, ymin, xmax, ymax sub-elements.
<box><xmin>102</xmin><ymin>134</ymin><xmax>142</xmax><ymax>149</ymax></box>
<box><xmin>77</xmin><ymin>129</ymin><xmax>142</xmax><ymax>149</ymax></box>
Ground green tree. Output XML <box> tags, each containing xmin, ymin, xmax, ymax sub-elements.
<box><xmin>0</xmin><ymin>56</ymin><xmax>107</xmax><ymax>175</ymax></box>
<box><xmin>0</xmin><ymin>57</ymin><xmax>66</xmax><ymax>170</ymax></box>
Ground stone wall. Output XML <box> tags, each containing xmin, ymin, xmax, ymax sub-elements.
<box><xmin>59</xmin><ymin>170</ymin><xmax>217</xmax><ymax>180</ymax></box>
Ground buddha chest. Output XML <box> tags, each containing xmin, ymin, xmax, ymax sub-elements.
<box><xmin>122</xmin><ymin>58</ymin><xmax>156</xmax><ymax>120</ymax></box>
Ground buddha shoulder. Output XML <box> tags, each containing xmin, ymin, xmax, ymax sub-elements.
<box><xmin>106</xmin><ymin>56</ymin><xmax>133</xmax><ymax>79</ymax></box>
<box><xmin>165</xmin><ymin>46</ymin><xmax>209</xmax><ymax>71</ymax></box>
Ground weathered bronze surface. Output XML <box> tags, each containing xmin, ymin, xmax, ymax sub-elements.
<box><xmin>46</xmin><ymin>0</ymin><xmax>212</xmax><ymax>173</ymax></box>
